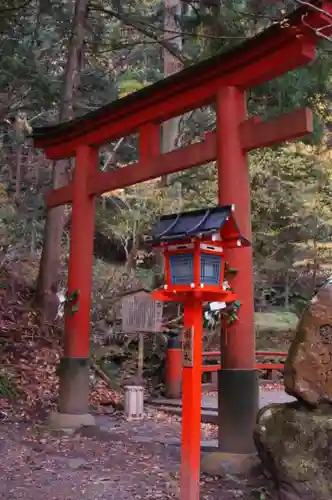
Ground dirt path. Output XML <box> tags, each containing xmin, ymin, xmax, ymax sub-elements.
<box><xmin>0</xmin><ymin>408</ymin><xmax>273</xmax><ymax>500</ymax></box>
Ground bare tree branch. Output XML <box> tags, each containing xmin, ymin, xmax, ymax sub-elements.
<box><xmin>0</xmin><ymin>0</ymin><xmax>32</xmax><ymax>15</ymax></box>
<box><xmin>89</xmin><ymin>3</ymin><xmax>188</xmax><ymax>63</ymax></box>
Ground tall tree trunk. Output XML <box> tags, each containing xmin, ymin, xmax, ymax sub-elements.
<box><xmin>284</xmin><ymin>269</ymin><xmax>290</xmax><ymax>309</ymax></box>
<box><xmin>160</xmin><ymin>0</ymin><xmax>183</xmax><ymax>186</ymax></box>
<box><xmin>14</xmin><ymin>144</ymin><xmax>22</xmax><ymax>202</ymax></box>
<box><xmin>153</xmin><ymin>0</ymin><xmax>183</xmax><ymax>288</ymax></box>
<box><xmin>35</xmin><ymin>0</ymin><xmax>88</xmax><ymax>320</ymax></box>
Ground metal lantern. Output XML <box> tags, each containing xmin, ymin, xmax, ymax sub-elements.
<box><xmin>164</xmin><ymin>240</ymin><xmax>225</xmax><ymax>292</ymax></box>
<box><xmin>150</xmin><ymin>205</ymin><xmax>250</xmax><ymax>303</ymax></box>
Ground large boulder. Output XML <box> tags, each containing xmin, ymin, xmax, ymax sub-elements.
<box><xmin>254</xmin><ymin>402</ymin><xmax>332</xmax><ymax>500</ymax></box>
<box><xmin>284</xmin><ymin>280</ymin><xmax>332</xmax><ymax>406</ymax></box>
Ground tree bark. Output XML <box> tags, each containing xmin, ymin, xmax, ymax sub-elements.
<box><xmin>160</xmin><ymin>0</ymin><xmax>183</xmax><ymax>186</ymax></box>
<box><xmin>14</xmin><ymin>144</ymin><xmax>22</xmax><ymax>202</ymax></box>
<box><xmin>35</xmin><ymin>0</ymin><xmax>88</xmax><ymax>320</ymax></box>
<box><xmin>137</xmin><ymin>332</ymin><xmax>144</xmax><ymax>379</ymax></box>
<box><xmin>153</xmin><ymin>0</ymin><xmax>183</xmax><ymax>288</ymax></box>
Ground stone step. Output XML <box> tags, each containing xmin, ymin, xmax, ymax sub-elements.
<box><xmin>131</xmin><ymin>433</ymin><xmax>218</xmax><ymax>451</ymax></box>
<box><xmin>148</xmin><ymin>398</ymin><xmax>216</xmax><ymax>412</ymax></box>
<box><xmin>149</xmin><ymin>391</ymin><xmax>295</xmax><ymax>413</ymax></box>
<box><xmin>148</xmin><ymin>404</ymin><xmax>218</xmax><ymax>424</ymax></box>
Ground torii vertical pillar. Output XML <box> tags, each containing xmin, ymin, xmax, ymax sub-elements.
<box><xmin>50</xmin><ymin>145</ymin><xmax>97</xmax><ymax>429</ymax></box>
<box><xmin>216</xmin><ymin>87</ymin><xmax>259</xmax><ymax>454</ymax></box>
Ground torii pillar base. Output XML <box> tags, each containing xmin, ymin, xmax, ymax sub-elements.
<box><xmin>218</xmin><ymin>369</ymin><xmax>259</xmax><ymax>454</ymax></box>
<box><xmin>49</xmin><ymin>358</ymin><xmax>96</xmax><ymax>430</ymax></box>
<box><xmin>49</xmin><ymin>412</ymin><xmax>95</xmax><ymax>431</ymax></box>
<box><xmin>201</xmin><ymin>450</ymin><xmax>258</xmax><ymax>477</ymax></box>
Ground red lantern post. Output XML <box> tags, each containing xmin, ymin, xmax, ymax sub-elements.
<box><xmin>151</xmin><ymin>205</ymin><xmax>250</xmax><ymax>500</ymax></box>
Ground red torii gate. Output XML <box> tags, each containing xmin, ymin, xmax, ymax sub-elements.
<box><xmin>33</xmin><ymin>2</ymin><xmax>332</xmax><ymax>454</ymax></box>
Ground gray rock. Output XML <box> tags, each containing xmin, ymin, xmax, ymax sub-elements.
<box><xmin>254</xmin><ymin>402</ymin><xmax>332</xmax><ymax>500</ymax></box>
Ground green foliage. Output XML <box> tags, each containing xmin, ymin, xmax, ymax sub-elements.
<box><xmin>95</xmin><ymin>358</ymin><xmax>120</xmax><ymax>389</ymax></box>
<box><xmin>0</xmin><ymin>372</ymin><xmax>18</xmax><ymax>401</ymax></box>
<box><xmin>249</xmin><ymin>47</ymin><xmax>332</xmax><ymax>143</ymax></box>
<box><xmin>251</xmin><ymin>145</ymin><xmax>332</xmax><ymax>262</ymax></box>
<box><xmin>118</xmin><ymin>78</ymin><xmax>152</xmax><ymax>98</ymax></box>
<box><xmin>0</xmin><ymin>0</ymin><xmax>332</xmax><ymax>314</ymax></box>
<box><xmin>95</xmin><ymin>183</ymin><xmax>183</xmax><ymax>265</ymax></box>
<box><xmin>65</xmin><ymin>289</ymin><xmax>80</xmax><ymax>317</ymax></box>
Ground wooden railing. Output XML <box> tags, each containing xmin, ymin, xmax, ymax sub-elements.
<box><xmin>202</xmin><ymin>350</ymin><xmax>287</xmax><ymax>373</ymax></box>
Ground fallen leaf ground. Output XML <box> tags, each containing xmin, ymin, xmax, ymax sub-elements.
<box><xmin>0</xmin><ymin>407</ymin><xmax>274</xmax><ymax>500</ymax></box>
<box><xmin>0</xmin><ymin>269</ymin><xmax>276</xmax><ymax>499</ymax></box>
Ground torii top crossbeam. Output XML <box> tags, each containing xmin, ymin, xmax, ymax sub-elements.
<box><xmin>33</xmin><ymin>0</ymin><xmax>332</xmax><ymax>209</ymax></box>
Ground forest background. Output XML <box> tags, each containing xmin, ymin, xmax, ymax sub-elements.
<box><xmin>0</xmin><ymin>0</ymin><xmax>331</xmax><ymax>402</ymax></box>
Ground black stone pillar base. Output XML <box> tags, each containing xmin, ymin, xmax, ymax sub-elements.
<box><xmin>218</xmin><ymin>369</ymin><xmax>259</xmax><ymax>454</ymax></box>
<box><xmin>58</xmin><ymin>357</ymin><xmax>90</xmax><ymax>415</ymax></box>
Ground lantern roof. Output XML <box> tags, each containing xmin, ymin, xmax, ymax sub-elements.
<box><xmin>150</xmin><ymin>205</ymin><xmax>250</xmax><ymax>246</ymax></box>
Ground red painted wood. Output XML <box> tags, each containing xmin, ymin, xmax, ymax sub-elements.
<box><xmin>181</xmin><ymin>301</ymin><xmax>203</xmax><ymax>500</ymax></box>
<box><xmin>256</xmin><ymin>351</ymin><xmax>287</xmax><ymax>357</ymax></box>
<box><xmin>139</xmin><ymin>123</ymin><xmax>160</xmax><ymax>163</ymax></box>
<box><xmin>41</xmin><ymin>77</ymin><xmax>226</xmax><ymax>158</ymax></box>
<box><xmin>241</xmin><ymin>40</ymin><xmax>315</xmax><ymax>89</ymax></box>
<box><xmin>202</xmin><ymin>363</ymin><xmax>284</xmax><ymax>372</ymax></box>
<box><xmin>166</xmin><ymin>348</ymin><xmax>182</xmax><ymax>398</ymax></box>
<box><xmin>217</xmin><ymin>86</ymin><xmax>255</xmax><ymax>369</ymax></box>
<box><xmin>64</xmin><ymin>145</ymin><xmax>97</xmax><ymax>359</ymax></box>
<box><xmin>45</xmin><ymin>133</ymin><xmax>216</xmax><ymax>207</ymax></box>
<box><xmin>202</xmin><ymin>351</ymin><xmax>287</xmax><ymax>357</ymax></box>
<box><xmin>36</xmin><ymin>0</ymin><xmax>332</xmax><ymax>157</ymax></box>
<box><xmin>152</xmin><ymin>288</ymin><xmax>237</xmax><ymax>303</ymax></box>
<box><xmin>45</xmin><ymin>107</ymin><xmax>312</xmax><ymax>208</ymax></box>
<box><xmin>256</xmin><ymin>363</ymin><xmax>284</xmax><ymax>370</ymax></box>
<box><xmin>88</xmin><ymin>133</ymin><xmax>217</xmax><ymax>197</ymax></box>
<box><xmin>43</xmin><ymin>41</ymin><xmax>314</xmax><ymax>160</ymax></box>
<box><xmin>240</xmin><ymin>108</ymin><xmax>313</xmax><ymax>151</ymax></box>
<box><xmin>36</xmin><ymin>22</ymin><xmax>327</xmax><ymax>160</ymax></box>
<box><xmin>301</xmin><ymin>1</ymin><xmax>332</xmax><ymax>33</ymax></box>
<box><xmin>202</xmin><ymin>365</ymin><xmax>221</xmax><ymax>373</ymax></box>
<box><xmin>45</xmin><ymin>184</ymin><xmax>73</xmax><ymax>208</ymax></box>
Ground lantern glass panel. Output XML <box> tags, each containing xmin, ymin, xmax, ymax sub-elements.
<box><xmin>200</xmin><ymin>253</ymin><xmax>222</xmax><ymax>285</ymax></box>
<box><xmin>169</xmin><ymin>253</ymin><xmax>194</xmax><ymax>285</ymax></box>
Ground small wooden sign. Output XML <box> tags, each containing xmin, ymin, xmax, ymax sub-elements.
<box><xmin>182</xmin><ymin>327</ymin><xmax>194</xmax><ymax>367</ymax></box>
<box><xmin>121</xmin><ymin>292</ymin><xmax>163</xmax><ymax>333</ymax></box>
